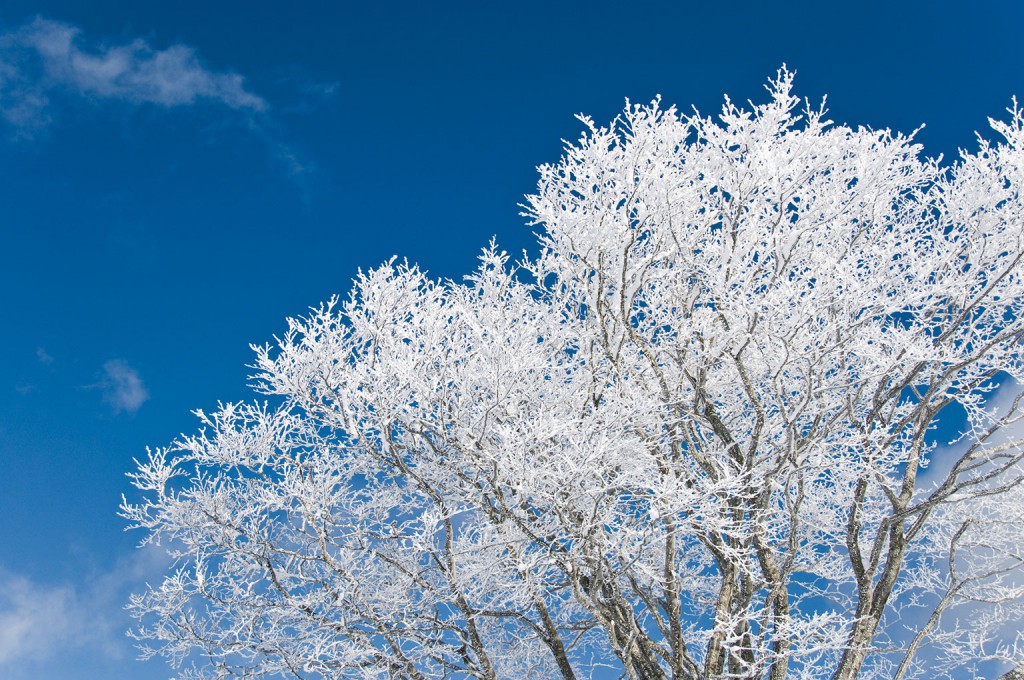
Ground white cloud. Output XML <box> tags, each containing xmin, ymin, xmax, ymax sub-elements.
<box><xmin>0</xmin><ymin>17</ymin><xmax>322</xmax><ymax>193</ymax></box>
<box><xmin>0</xmin><ymin>571</ymin><xmax>81</xmax><ymax>665</ymax></box>
<box><xmin>0</xmin><ymin>17</ymin><xmax>265</xmax><ymax>132</ymax></box>
<box><xmin>903</xmin><ymin>383</ymin><xmax>1024</xmax><ymax>676</ymax></box>
<box><xmin>35</xmin><ymin>347</ymin><xmax>53</xmax><ymax>364</ymax></box>
<box><xmin>100</xmin><ymin>359</ymin><xmax>149</xmax><ymax>415</ymax></box>
<box><xmin>0</xmin><ymin>547</ymin><xmax>172</xmax><ymax>675</ymax></box>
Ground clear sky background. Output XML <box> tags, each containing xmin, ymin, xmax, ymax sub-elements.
<box><xmin>0</xmin><ymin>1</ymin><xmax>1022</xmax><ymax>677</ymax></box>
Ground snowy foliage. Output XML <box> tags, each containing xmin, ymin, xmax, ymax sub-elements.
<box><xmin>123</xmin><ymin>71</ymin><xmax>1024</xmax><ymax>679</ymax></box>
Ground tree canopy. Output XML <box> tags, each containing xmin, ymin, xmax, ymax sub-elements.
<box><xmin>124</xmin><ymin>71</ymin><xmax>1024</xmax><ymax>679</ymax></box>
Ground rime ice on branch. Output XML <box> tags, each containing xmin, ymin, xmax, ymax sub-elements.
<box><xmin>124</xmin><ymin>70</ymin><xmax>1024</xmax><ymax>679</ymax></box>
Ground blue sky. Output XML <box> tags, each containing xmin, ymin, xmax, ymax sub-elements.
<box><xmin>0</xmin><ymin>1</ymin><xmax>1022</xmax><ymax>677</ymax></box>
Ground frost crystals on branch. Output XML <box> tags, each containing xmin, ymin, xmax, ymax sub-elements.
<box><xmin>123</xmin><ymin>70</ymin><xmax>1024</xmax><ymax>679</ymax></box>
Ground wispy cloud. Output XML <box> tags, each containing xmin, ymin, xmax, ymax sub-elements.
<box><xmin>0</xmin><ymin>16</ymin><xmax>319</xmax><ymax>195</ymax></box>
<box><xmin>0</xmin><ymin>570</ymin><xmax>83</xmax><ymax>666</ymax></box>
<box><xmin>99</xmin><ymin>359</ymin><xmax>149</xmax><ymax>415</ymax></box>
<box><xmin>906</xmin><ymin>383</ymin><xmax>1024</xmax><ymax>676</ymax></box>
<box><xmin>35</xmin><ymin>347</ymin><xmax>53</xmax><ymax>364</ymax></box>
<box><xmin>0</xmin><ymin>17</ymin><xmax>265</xmax><ymax>134</ymax></box>
<box><xmin>0</xmin><ymin>547</ymin><xmax>171</xmax><ymax>676</ymax></box>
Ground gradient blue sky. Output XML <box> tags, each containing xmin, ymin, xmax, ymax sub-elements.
<box><xmin>1</xmin><ymin>1</ymin><xmax>1022</xmax><ymax>677</ymax></box>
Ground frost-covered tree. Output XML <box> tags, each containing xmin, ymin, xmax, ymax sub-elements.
<box><xmin>124</xmin><ymin>71</ymin><xmax>1024</xmax><ymax>679</ymax></box>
